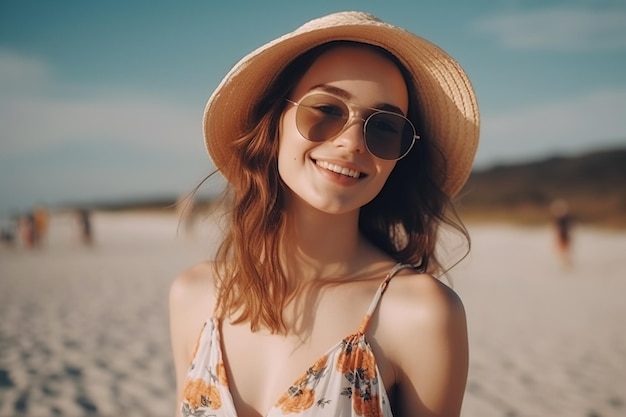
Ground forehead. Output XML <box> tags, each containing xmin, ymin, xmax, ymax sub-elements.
<box><xmin>290</xmin><ymin>44</ymin><xmax>409</xmax><ymax>111</ymax></box>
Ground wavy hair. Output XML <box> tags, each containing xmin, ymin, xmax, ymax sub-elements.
<box><xmin>209</xmin><ymin>41</ymin><xmax>469</xmax><ymax>333</ymax></box>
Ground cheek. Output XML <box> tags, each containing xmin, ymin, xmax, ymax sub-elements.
<box><xmin>277</xmin><ymin>115</ymin><xmax>305</xmax><ymax>180</ymax></box>
<box><xmin>277</xmin><ymin>140</ymin><xmax>294</xmax><ymax>180</ymax></box>
<box><xmin>377</xmin><ymin>161</ymin><xmax>397</xmax><ymax>184</ymax></box>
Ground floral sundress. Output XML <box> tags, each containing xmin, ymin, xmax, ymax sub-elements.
<box><xmin>181</xmin><ymin>263</ymin><xmax>414</xmax><ymax>417</ymax></box>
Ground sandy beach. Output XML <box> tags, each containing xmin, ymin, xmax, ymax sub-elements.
<box><xmin>0</xmin><ymin>211</ymin><xmax>624</xmax><ymax>417</ymax></box>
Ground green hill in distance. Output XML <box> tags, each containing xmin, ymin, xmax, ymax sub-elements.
<box><xmin>457</xmin><ymin>146</ymin><xmax>626</xmax><ymax>228</ymax></box>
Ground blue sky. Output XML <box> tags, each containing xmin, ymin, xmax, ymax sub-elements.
<box><xmin>1</xmin><ymin>0</ymin><xmax>625</xmax><ymax>215</ymax></box>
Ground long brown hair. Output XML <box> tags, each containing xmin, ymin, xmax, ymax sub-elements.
<box><xmin>210</xmin><ymin>41</ymin><xmax>469</xmax><ymax>333</ymax></box>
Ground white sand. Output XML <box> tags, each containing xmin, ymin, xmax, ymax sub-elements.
<box><xmin>455</xmin><ymin>225</ymin><xmax>626</xmax><ymax>417</ymax></box>
<box><xmin>0</xmin><ymin>212</ymin><xmax>624</xmax><ymax>417</ymax></box>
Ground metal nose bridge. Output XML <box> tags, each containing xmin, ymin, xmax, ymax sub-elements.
<box><xmin>333</xmin><ymin>106</ymin><xmax>373</xmax><ymax>138</ymax></box>
<box><xmin>331</xmin><ymin>111</ymin><xmax>368</xmax><ymax>142</ymax></box>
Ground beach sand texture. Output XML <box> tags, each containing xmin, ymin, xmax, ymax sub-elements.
<box><xmin>0</xmin><ymin>211</ymin><xmax>624</xmax><ymax>417</ymax></box>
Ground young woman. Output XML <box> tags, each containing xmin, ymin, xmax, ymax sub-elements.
<box><xmin>170</xmin><ymin>11</ymin><xmax>479</xmax><ymax>417</ymax></box>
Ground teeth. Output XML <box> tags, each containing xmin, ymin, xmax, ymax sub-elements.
<box><xmin>316</xmin><ymin>160</ymin><xmax>361</xmax><ymax>179</ymax></box>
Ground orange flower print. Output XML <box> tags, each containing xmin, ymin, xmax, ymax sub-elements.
<box><xmin>337</xmin><ymin>337</ymin><xmax>376</xmax><ymax>380</ymax></box>
<box><xmin>205</xmin><ymin>385</ymin><xmax>222</xmax><ymax>409</ymax></box>
<box><xmin>182</xmin><ymin>378</ymin><xmax>222</xmax><ymax>410</ymax></box>
<box><xmin>336</xmin><ymin>336</ymin><xmax>384</xmax><ymax>417</ymax></box>
<box><xmin>274</xmin><ymin>354</ymin><xmax>328</xmax><ymax>414</ymax></box>
<box><xmin>216</xmin><ymin>361</ymin><xmax>228</xmax><ymax>386</ymax></box>
<box><xmin>276</xmin><ymin>387</ymin><xmax>315</xmax><ymax>413</ymax></box>
<box><xmin>311</xmin><ymin>354</ymin><xmax>328</xmax><ymax>373</ymax></box>
<box><xmin>359</xmin><ymin>346</ymin><xmax>376</xmax><ymax>380</ymax></box>
<box><xmin>354</xmin><ymin>392</ymin><xmax>382</xmax><ymax>417</ymax></box>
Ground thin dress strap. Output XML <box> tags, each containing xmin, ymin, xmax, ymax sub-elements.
<box><xmin>358</xmin><ymin>263</ymin><xmax>415</xmax><ymax>334</ymax></box>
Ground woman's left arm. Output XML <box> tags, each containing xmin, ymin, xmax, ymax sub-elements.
<box><xmin>391</xmin><ymin>276</ymin><xmax>469</xmax><ymax>417</ymax></box>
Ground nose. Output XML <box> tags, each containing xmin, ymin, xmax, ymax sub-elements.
<box><xmin>331</xmin><ymin>117</ymin><xmax>366</xmax><ymax>154</ymax></box>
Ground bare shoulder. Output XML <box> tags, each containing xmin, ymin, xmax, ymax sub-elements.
<box><xmin>169</xmin><ymin>261</ymin><xmax>217</xmax><ymax>348</ymax></box>
<box><xmin>379</xmin><ymin>271</ymin><xmax>468</xmax><ymax>358</ymax></box>
<box><xmin>382</xmin><ymin>271</ymin><xmax>466</xmax><ymax>331</ymax></box>
<box><xmin>169</xmin><ymin>261</ymin><xmax>217</xmax><ymax>307</ymax></box>
<box><xmin>376</xmin><ymin>271</ymin><xmax>469</xmax><ymax>416</ymax></box>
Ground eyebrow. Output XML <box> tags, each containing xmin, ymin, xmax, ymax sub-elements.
<box><xmin>309</xmin><ymin>84</ymin><xmax>406</xmax><ymax>115</ymax></box>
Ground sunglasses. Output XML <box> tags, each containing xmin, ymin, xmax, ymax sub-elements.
<box><xmin>285</xmin><ymin>93</ymin><xmax>419</xmax><ymax>160</ymax></box>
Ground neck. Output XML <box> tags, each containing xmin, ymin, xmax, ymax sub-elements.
<box><xmin>280</xmin><ymin>204</ymin><xmax>365</xmax><ymax>281</ymax></box>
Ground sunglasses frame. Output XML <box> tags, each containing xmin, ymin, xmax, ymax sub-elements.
<box><xmin>285</xmin><ymin>94</ymin><xmax>419</xmax><ymax>161</ymax></box>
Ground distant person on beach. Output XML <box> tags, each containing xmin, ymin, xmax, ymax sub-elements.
<box><xmin>76</xmin><ymin>208</ymin><xmax>93</xmax><ymax>245</ymax></box>
<box><xmin>169</xmin><ymin>11</ymin><xmax>479</xmax><ymax>417</ymax></box>
<box><xmin>550</xmin><ymin>199</ymin><xmax>574</xmax><ymax>268</ymax></box>
<box><xmin>18</xmin><ymin>212</ymin><xmax>39</xmax><ymax>248</ymax></box>
<box><xmin>33</xmin><ymin>205</ymin><xmax>49</xmax><ymax>246</ymax></box>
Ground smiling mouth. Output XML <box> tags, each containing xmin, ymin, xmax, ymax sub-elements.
<box><xmin>315</xmin><ymin>160</ymin><xmax>363</xmax><ymax>179</ymax></box>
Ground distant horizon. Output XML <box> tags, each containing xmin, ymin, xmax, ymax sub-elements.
<box><xmin>3</xmin><ymin>141</ymin><xmax>623</xmax><ymax>216</ymax></box>
<box><xmin>472</xmin><ymin>138</ymin><xmax>626</xmax><ymax>169</ymax></box>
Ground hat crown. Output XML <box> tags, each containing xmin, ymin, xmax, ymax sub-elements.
<box><xmin>296</xmin><ymin>11</ymin><xmax>387</xmax><ymax>33</ymax></box>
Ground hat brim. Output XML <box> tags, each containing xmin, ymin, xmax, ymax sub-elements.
<box><xmin>203</xmin><ymin>12</ymin><xmax>479</xmax><ymax>197</ymax></box>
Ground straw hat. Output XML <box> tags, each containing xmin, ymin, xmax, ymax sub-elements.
<box><xmin>203</xmin><ymin>11</ymin><xmax>479</xmax><ymax>197</ymax></box>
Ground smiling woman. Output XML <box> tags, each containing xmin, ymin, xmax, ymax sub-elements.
<box><xmin>169</xmin><ymin>10</ymin><xmax>479</xmax><ymax>417</ymax></box>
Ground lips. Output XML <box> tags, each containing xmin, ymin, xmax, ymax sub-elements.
<box><xmin>315</xmin><ymin>160</ymin><xmax>362</xmax><ymax>179</ymax></box>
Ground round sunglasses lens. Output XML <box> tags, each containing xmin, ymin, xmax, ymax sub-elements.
<box><xmin>365</xmin><ymin>113</ymin><xmax>414</xmax><ymax>160</ymax></box>
<box><xmin>295</xmin><ymin>95</ymin><xmax>348</xmax><ymax>142</ymax></box>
